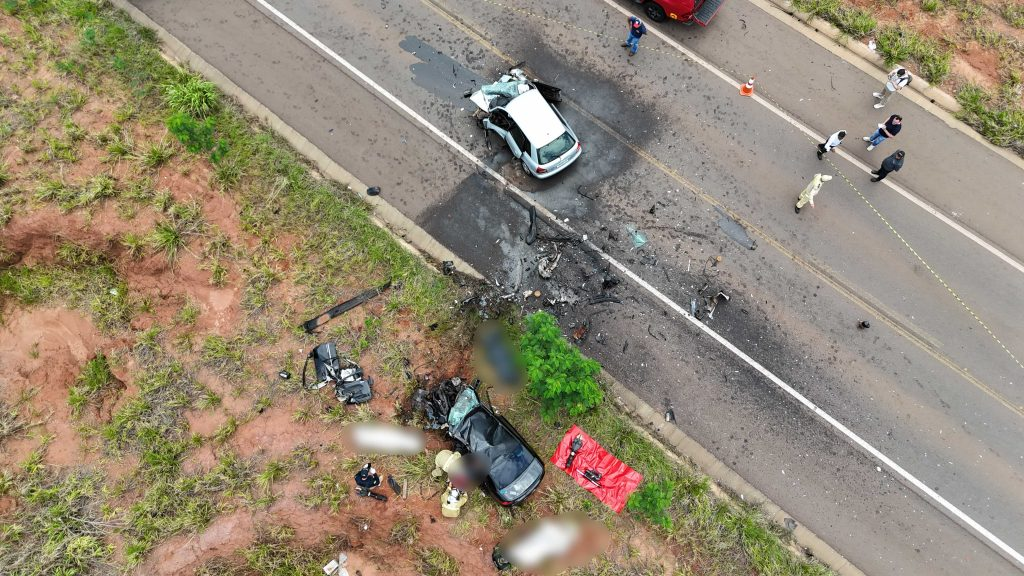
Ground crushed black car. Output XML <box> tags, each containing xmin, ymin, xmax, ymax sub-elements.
<box><xmin>416</xmin><ymin>379</ymin><xmax>545</xmax><ymax>505</ymax></box>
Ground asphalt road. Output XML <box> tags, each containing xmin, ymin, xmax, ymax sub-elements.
<box><xmin>127</xmin><ymin>0</ymin><xmax>1024</xmax><ymax>574</ymax></box>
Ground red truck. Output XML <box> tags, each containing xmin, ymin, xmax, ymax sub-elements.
<box><xmin>631</xmin><ymin>0</ymin><xmax>726</xmax><ymax>25</ymax></box>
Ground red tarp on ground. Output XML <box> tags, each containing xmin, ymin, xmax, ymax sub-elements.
<box><xmin>550</xmin><ymin>425</ymin><xmax>643</xmax><ymax>513</ymax></box>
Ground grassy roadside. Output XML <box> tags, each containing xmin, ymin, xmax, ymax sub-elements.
<box><xmin>0</xmin><ymin>1</ymin><xmax>833</xmax><ymax>574</ymax></box>
<box><xmin>791</xmin><ymin>0</ymin><xmax>1024</xmax><ymax>156</ymax></box>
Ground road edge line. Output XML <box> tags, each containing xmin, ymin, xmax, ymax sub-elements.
<box><xmin>108</xmin><ymin>1</ymin><xmax>864</xmax><ymax>573</ymax></box>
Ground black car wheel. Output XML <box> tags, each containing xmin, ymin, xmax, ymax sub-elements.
<box><xmin>644</xmin><ymin>1</ymin><xmax>667</xmax><ymax>22</ymax></box>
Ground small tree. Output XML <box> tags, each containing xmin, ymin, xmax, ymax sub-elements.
<box><xmin>627</xmin><ymin>479</ymin><xmax>675</xmax><ymax>530</ymax></box>
<box><xmin>520</xmin><ymin>311</ymin><xmax>603</xmax><ymax>421</ymax></box>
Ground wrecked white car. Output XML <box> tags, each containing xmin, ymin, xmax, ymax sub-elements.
<box><xmin>469</xmin><ymin>68</ymin><xmax>582</xmax><ymax>178</ymax></box>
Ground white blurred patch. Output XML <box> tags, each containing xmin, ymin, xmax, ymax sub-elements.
<box><xmin>499</xmin><ymin>513</ymin><xmax>606</xmax><ymax>573</ymax></box>
<box><xmin>344</xmin><ymin>423</ymin><xmax>425</xmax><ymax>455</ymax></box>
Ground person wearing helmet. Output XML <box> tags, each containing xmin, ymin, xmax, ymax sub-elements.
<box><xmin>795</xmin><ymin>173</ymin><xmax>833</xmax><ymax>214</ymax></box>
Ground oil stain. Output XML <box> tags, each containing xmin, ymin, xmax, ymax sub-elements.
<box><xmin>715</xmin><ymin>207</ymin><xmax>756</xmax><ymax>250</ymax></box>
<box><xmin>399</xmin><ymin>36</ymin><xmax>484</xmax><ymax>104</ymax></box>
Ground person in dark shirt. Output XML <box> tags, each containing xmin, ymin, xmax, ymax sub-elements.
<box><xmin>621</xmin><ymin>16</ymin><xmax>647</xmax><ymax>57</ymax></box>
<box><xmin>871</xmin><ymin>150</ymin><xmax>905</xmax><ymax>182</ymax></box>
<box><xmin>863</xmin><ymin>114</ymin><xmax>902</xmax><ymax>151</ymax></box>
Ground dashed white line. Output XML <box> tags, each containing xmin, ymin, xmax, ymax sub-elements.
<box><xmin>249</xmin><ymin>0</ymin><xmax>1024</xmax><ymax>569</ymax></box>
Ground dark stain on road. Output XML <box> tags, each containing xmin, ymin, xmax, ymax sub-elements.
<box><xmin>400</xmin><ymin>35</ymin><xmax>484</xmax><ymax>104</ymax></box>
<box><xmin>715</xmin><ymin>206</ymin><xmax>756</xmax><ymax>250</ymax></box>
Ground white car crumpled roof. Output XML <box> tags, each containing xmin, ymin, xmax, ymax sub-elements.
<box><xmin>504</xmin><ymin>89</ymin><xmax>565</xmax><ymax>148</ymax></box>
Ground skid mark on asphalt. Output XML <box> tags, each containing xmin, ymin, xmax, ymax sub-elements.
<box><xmin>422</xmin><ymin>0</ymin><xmax>1024</xmax><ymax>418</ymax></box>
<box><xmin>248</xmin><ymin>0</ymin><xmax>1024</xmax><ymax>567</ymax></box>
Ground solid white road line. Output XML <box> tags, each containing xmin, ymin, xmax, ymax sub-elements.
<box><xmin>597</xmin><ymin>0</ymin><xmax>1024</xmax><ymax>277</ymax></box>
<box><xmin>249</xmin><ymin>0</ymin><xmax>1024</xmax><ymax>569</ymax></box>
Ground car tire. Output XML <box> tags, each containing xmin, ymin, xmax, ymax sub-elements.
<box><xmin>644</xmin><ymin>1</ymin><xmax>667</xmax><ymax>22</ymax></box>
<box><xmin>522</xmin><ymin>161</ymin><xmax>532</xmax><ymax>176</ymax></box>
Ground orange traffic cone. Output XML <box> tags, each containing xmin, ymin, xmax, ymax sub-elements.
<box><xmin>739</xmin><ymin>76</ymin><xmax>755</xmax><ymax>97</ymax></box>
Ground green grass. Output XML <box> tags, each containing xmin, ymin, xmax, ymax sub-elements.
<box><xmin>0</xmin><ymin>162</ymin><xmax>10</xmax><ymax>187</ymax></box>
<box><xmin>195</xmin><ymin>525</ymin><xmax>343</xmax><ymax>576</ymax></box>
<box><xmin>120</xmin><ymin>231</ymin><xmax>146</xmax><ymax>259</ymax></box>
<box><xmin>200</xmin><ymin>334</ymin><xmax>246</xmax><ymax>378</ymax></box>
<box><xmin>68</xmin><ymin>352</ymin><xmax>116</xmax><ymax>416</ymax></box>
<box><xmin>136</xmin><ymin>138</ymin><xmax>174</xmax><ymax>169</ymax></box>
<box><xmin>956</xmin><ymin>82</ymin><xmax>1024</xmax><ymax>154</ymax></box>
<box><xmin>0</xmin><ymin>461</ymin><xmax>114</xmax><ymax>575</ymax></box>
<box><xmin>876</xmin><ymin>25</ymin><xmax>952</xmax><ymax>83</ymax></box>
<box><xmin>0</xmin><ymin>398</ymin><xmax>39</xmax><ymax>445</ymax></box>
<box><xmin>34</xmin><ymin>173</ymin><xmax>117</xmax><ymax>211</ymax></box>
<box><xmin>147</xmin><ymin>200</ymin><xmax>205</xmax><ymax>262</ymax></box>
<box><xmin>175</xmin><ymin>298</ymin><xmax>201</xmax><ymax>325</ymax></box>
<box><xmin>921</xmin><ymin>0</ymin><xmax>940</xmax><ymax>12</ymax></box>
<box><xmin>417</xmin><ymin>546</ymin><xmax>460</xmax><ymax>576</ymax></box>
<box><xmin>791</xmin><ymin>0</ymin><xmax>876</xmax><ymax>38</ymax></box>
<box><xmin>0</xmin><ymin>261</ymin><xmax>132</xmax><ymax>332</ymax></box>
<box><xmin>388</xmin><ymin>515</ymin><xmax>421</xmax><ymax>545</ymax></box>
<box><xmin>297</xmin><ymin>472</ymin><xmax>349</xmax><ymax>512</ymax></box>
<box><xmin>1003</xmin><ymin>2</ymin><xmax>1024</xmax><ymax>27</ymax></box>
<box><xmin>162</xmin><ymin>72</ymin><xmax>220</xmax><ymax>118</ymax></box>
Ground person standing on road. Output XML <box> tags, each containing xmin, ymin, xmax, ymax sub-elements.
<box><xmin>621</xmin><ymin>16</ymin><xmax>647</xmax><ymax>57</ymax></box>
<box><xmin>871</xmin><ymin>150</ymin><xmax>905</xmax><ymax>182</ymax></box>
<box><xmin>873</xmin><ymin>67</ymin><xmax>912</xmax><ymax>109</ymax></box>
<box><xmin>795</xmin><ymin>173</ymin><xmax>833</xmax><ymax>214</ymax></box>
<box><xmin>862</xmin><ymin>114</ymin><xmax>901</xmax><ymax>151</ymax></box>
<box><xmin>817</xmin><ymin>130</ymin><xmax>846</xmax><ymax>160</ymax></box>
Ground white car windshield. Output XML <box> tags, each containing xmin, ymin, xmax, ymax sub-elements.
<box><xmin>537</xmin><ymin>132</ymin><xmax>575</xmax><ymax>165</ymax></box>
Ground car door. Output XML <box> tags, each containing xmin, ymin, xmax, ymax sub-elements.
<box><xmin>506</xmin><ymin>123</ymin><xmax>530</xmax><ymax>161</ymax></box>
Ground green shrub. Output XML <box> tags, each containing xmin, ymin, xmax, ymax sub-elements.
<box><xmin>921</xmin><ymin>0</ymin><xmax>940</xmax><ymax>12</ymax></box>
<box><xmin>520</xmin><ymin>311</ymin><xmax>603</xmax><ymax>421</ymax></box>
<box><xmin>162</xmin><ymin>73</ymin><xmax>220</xmax><ymax>118</ymax></box>
<box><xmin>626</xmin><ymin>479</ymin><xmax>675</xmax><ymax>529</ymax></box>
<box><xmin>166</xmin><ymin>112</ymin><xmax>227</xmax><ymax>162</ymax></box>
<box><xmin>876</xmin><ymin>26</ymin><xmax>915</xmax><ymax>66</ymax></box>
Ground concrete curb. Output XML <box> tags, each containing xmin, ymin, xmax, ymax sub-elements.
<box><xmin>601</xmin><ymin>369</ymin><xmax>866</xmax><ymax>576</ymax></box>
<box><xmin>108</xmin><ymin>1</ymin><xmax>861</xmax><ymax>573</ymax></box>
<box><xmin>107</xmin><ymin>0</ymin><xmax>483</xmax><ymax>282</ymax></box>
<box><xmin>754</xmin><ymin>0</ymin><xmax>1024</xmax><ymax>171</ymax></box>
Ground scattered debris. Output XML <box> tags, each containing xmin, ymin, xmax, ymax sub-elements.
<box><xmin>301</xmin><ymin>281</ymin><xmax>392</xmax><ymax>333</ymax></box>
<box><xmin>278</xmin><ymin>370</ymin><xmax>291</xmax><ymax>380</ymax></box>
<box><xmin>388</xmin><ymin>475</ymin><xmax>402</xmax><ymax>495</ymax></box>
<box><xmin>412</xmin><ymin>377</ymin><xmax>465</xmax><ymax>429</ymax></box>
<box><xmin>572</xmin><ymin>322</ymin><xmax>589</xmax><ymax>342</ymax></box>
<box><xmin>784</xmin><ymin>517</ymin><xmax>797</xmax><ymax>532</ymax></box>
<box><xmin>538</xmin><ymin>252</ymin><xmax>561</xmax><ymax>279</ymax></box>
<box><xmin>526</xmin><ymin>205</ymin><xmax>538</xmax><ymax>245</ymax></box>
<box><xmin>366</xmin><ymin>186</ymin><xmax>381</xmax><ymax>196</ymax></box>
<box><xmin>323</xmin><ymin>552</ymin><xmax>349</xmax><ymax>576</ymax></box>
<box><xmin>588</xmin><ymin>295</ymin><xmax>621</xmax><ymax>305</ymax></box>
<box><xmin>665</xmin><ymin>407</ymin><xmax>676</xmax><ymax>423</ymax></box>
<box><xmin>601</xmin><ymin>273</ymin><xmax>621</xmax><ymax>290</ymax></box>
<box><xmin>302</xmin><ymin>343</ymin><xmax>374</xmax><ymax>404</ymax></box>
<box><xmin>705</xmin><ymin>290</ymin><xmax>730</xmax><ymax>320</ymax></box>
<box><xmin>442</xmin><ymin>261</ymin><xmax>455</xmax><ymax>275</ymax></box>
<box><xmin>626</xmin><ymin>225</ymin><xmax>647</xmax><ymax>249</ymax></box>
<box><xmin>859</xmin><ymin>320</ymin><xmax>871</xmax><ymax>329</ymax></box>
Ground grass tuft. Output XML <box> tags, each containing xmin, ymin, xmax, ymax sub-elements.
<box><xmin>68</xmin><ymin>352</ymin><xmax>117</xmax><ymax>416</ymax></box>
<box><xmin>417</xmin><ymin>547</ymin><xmax>460</xmax><ymax>576</ymax></box>
<box><xmin>162</xmin><ymin>72</ymin><xmax>220</xmax><ymax>118</ymax></box>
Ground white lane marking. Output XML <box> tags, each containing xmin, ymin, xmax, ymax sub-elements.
<box><xmin>598</xmin><ymin>0</ymin><xmax>1024</xmax><ymax>277</ymax></box>
<box><xmin>250</xmin><ymin>0</ymin><xmax>1024</xmax><ymax>568</ymax></box>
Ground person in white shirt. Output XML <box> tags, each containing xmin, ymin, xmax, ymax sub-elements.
<box><xmin>816</xmin><ymin>130</ymin><xmax>847</xmax><ymax>160</ymax></box>
<box><xmin>873</xmin><ymin>68</ymin><xmax>911</xmax><ymax>108</ymax></box>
